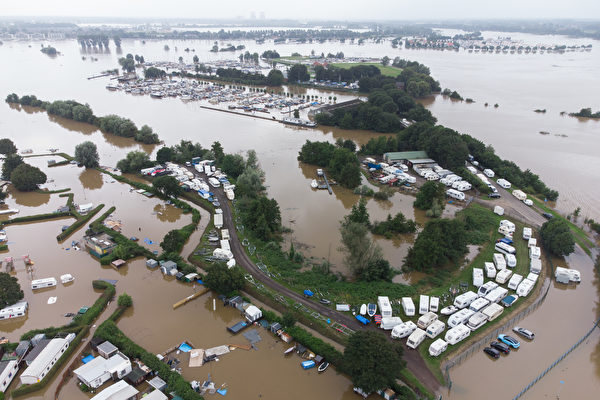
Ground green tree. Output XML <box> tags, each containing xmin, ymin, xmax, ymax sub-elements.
<box><xmin>160</xmin><ymin>230</ymin><xmax>185</xmax><ymax>253</ymax></box>
<box><xmin>204</xmin><ymin>264</ymin><xmax>245</xmax><ymax>296</ymax></box>
<box><xmin>74</xmin><ymin>141</ymin><xmax>100</xmax><ymax>168</ymax></box>
<box><xmin>144</xmin><ymin>67</ymin><xmax>167</xmax><ymax>79</ymax></box>
<box><xmin>1</xmin><ymin>153</ymin><xmax>23</xmax><ymax>179</ymax></box>
<box><xmin>10</xmin><ymin>163</ymin><xmax>47</xmax><ymax>191</ymax></box>
<box><xmin>135</xmin><ymin>125</ymin><xmax>159</xmax><ymax>144</ymax></box>
<box><xmin>287</xmin><ymin>64</ymin><xmax>309</xmax><ymax>82</ymax></box>
<box><xmin>117</xmin><ymin>292</ymin><xmax>133</xmax><ymax>307</ymax></box>
<box><xmin>414</xmin><ymin>181</ymin><xmax>446</xmax><ymax>211</ymax></box>
<box><xmin>293</xmin><ymin>109</ymin><xmax>300</xmax><ymax>118</ymax></box>
<box><xmin>281</xmin><ymin>312</ymin><xmax>296</xmax><ymax>328</ymax></box>
<box><xmin>211</xmin><ymin>141</ymin><xmax>225</xmax><ymax>164</ymax></box>
<box><xmin>359</xmin><ymin>257</ymin><xmax>393</xmax><ymax>282</ymax></box>
<box><xmin>156</xmin><ymin>147</ymin><xmax>174</xmax><ymax>164</ymax></box>
<box><xmin>221</xmin><ymin>154</ymin><xmax>246</xmax><ymax>179</ymax></box>
<box><xmin>0</xmin><ymin>272</ymin><xmax>24</xmax><ymax>308</ymax></box>
<box><xmin>153</xmin><ymin>175</ymin><xmax>182</xmax><ymax>198</ymax></box>
<box><xmin>116</xmin><ymin>151</ymin><xmax>152</xmax><ymax>173</ymax></box>
<box><xmin>0</xmin><ymin>138</ymin><xmax>17</xmax><ymax>155</ymax></box>
<box><xmin>245</xmin><ymin>149</ymin><xmax>260</xmax><ymax>171</ymax></box>
<box><xmin>193</xmin><ymin>55</ymin><xmax>199</xmax><ymax>63</ymax></box>
<box><xmin>339</xmin><ymin>221</ymin><xmax>382</xmax><ymax>278</ymax></box>
<box><xmin>381</xmin><ymin>56</ymin><xmax>390</xmax><ymax>66</ymax></box>
<box><xmin>235</xmin><ymin>168</ymin><xmax>265</xmax><ymax>198</ymax></box>
<box><xmin>343</xmin><ymin>331</ymin><xmax>405</xmax><ymax>393</ymax></box>
<box><xmin>239</xmin><ymin>196</ymin><xmax>281</xmax><ymax>240</ymax></box>
<box><xmin>540</xmin><ymin>219</ymin><xmax>575</xmax><ymax>257</ymax></box>
<box><xmin>266</xmin><ymin>69</ymin><xmax>284</xmax><ymax>86</ymax></box>
<box><xmin>345</xmin><ymin>197</ymin><xmax>370</xmax><ymax>226</ymax></box>
<box><xmin>118</xmin><ymin>57</ymin><xmax>135</xmax><ymax>73</ymax></box>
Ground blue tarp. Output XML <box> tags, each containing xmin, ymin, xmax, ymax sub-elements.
<box><xmin>178</xmin><ymin>342</ymin><xmax>192</xmax><ymax>353</ymax></box>
<box><xmin>356</xmin><ymin>315</ymin><xmax>369</xmax><ymax>325</ymax></box>
<box><xmin>196</xmin><ymin>279</ymin><xmax>204</xmax><ymax>285</ymax></box>
<box><xmin>144</xmin><ymin>238</ymin><xmax>155</xmax><ymax>245</ymax></box>
<box><xmin>82</xmin><ymin>355</ymin><xmax>95</xmax><ymax>364</ymax></box>
<box><xmin>217</xmin><ymin>389</ymin><xmax>228</xmax><ymax>396</ymax></box>
<box><xmin>303</xmin><ymin>289</ymin><xmax>314</xmax><ymax>297</ymax></box>
<box><xmin>367</xmin><ymin>163</ymin><xmax>381</xmax><ymax>170</ymax></box>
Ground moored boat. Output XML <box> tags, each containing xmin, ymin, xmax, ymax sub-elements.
<box><xmin>284</xmin><ymin>345</ymin><xmax>296</xmax><ymax>355</ymax></box>
<box><xmin>359</xmin><ymin>304</ymin><xmax>367</xmax><ymax>315</ymax></box>
<box><xmin>310</xmin><ymin>179</ymin><xmax>318</xmax><ymax>189</ymax></box>
<box><xmin>440</xmin><ymin>305</ymin><xmax>458</xmax><ymax>315</ymax></box>
<box><xmin>367</xmin><ymin>303</ymin><xmax>377</xmax><ymax>317</ymax></box>
<box><xmin>0</xmin><ymin>230</ymin><xmax>7</xmax><ymax>242</ymax></box>
<box><xmin>318</xmin><ymin>361</ymin><xmax>330</xmax><ymax>373</ymax></box>
<box><xmin>60</xmin><ymin>274</ymin><xmax>74</xmax><ymax>284</ymax></box>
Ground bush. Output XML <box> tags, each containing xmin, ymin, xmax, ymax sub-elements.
<box><xmin>56</xmin><ymin>204</ymin><xmax>104</xmax><ymax>242</ymax></box>
<box><xmin>540</xmin><ymin>218</ymin><xmax>575</xmax><ymax>257</ymax></box>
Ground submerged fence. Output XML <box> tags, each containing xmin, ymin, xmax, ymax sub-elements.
<box><xmin>511</xmin><ymin>315</ymin><xmax>600</xmax><ymax>400</ymax></box>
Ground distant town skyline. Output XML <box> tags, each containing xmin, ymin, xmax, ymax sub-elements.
<box><xmin>2</xmin><ymin>0</ymin><xmax>600</xmax><ymax>21</ymax></box>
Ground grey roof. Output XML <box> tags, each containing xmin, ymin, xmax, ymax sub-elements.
<box><xmin>24</xmin><ymin>339</ymin><xmax>51</xmax><ymax>365</ymax></box>
<box><xmin>162</xmin><ymin>261</ymin><xmax>177</xmax><ymax>270</ymax></box>
<box><xmin>148</xmin><ymin>376</ymin><xmax>167</xmax><ymax>391</ymax></box>
<box><xmin>97</xmin><ymin>341</ymin><xmax>118</xmax><ymax>356</ymax></box>
<box><xmin>16</xmin><ymin>340</ymin><xmax>31</xmax><ymax>356</ymax></box>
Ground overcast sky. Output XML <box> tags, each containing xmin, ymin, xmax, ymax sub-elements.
<box><xmin>2</xmin><ymin>0</ymin><xmax>600</xmax><ymax>21</ymax></box>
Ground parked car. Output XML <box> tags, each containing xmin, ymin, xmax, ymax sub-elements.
<box><xmin>484</xmin><ymin>347</ymin><xmax>500</xmax><ymax>359</ymax></box>
<box><xmin>490</xmin><ymin>341</ymin><xmax>511</xmax><ymax>354</ymax></box>
<box><xmin>524</xmin><ymin>199</ymin><xmax>533</xmax><ymax>206</ymax></box>
<box><xmin>542</xmin><ymin>212</ymin><xmax>554</xmax><ymax>220</ymax></box>
<box><xmin>488</xmin><ymin>193</ymin><xmax>501</xmax><ymax>199</ymax></box>
<box><xmin>513</xmin><ymin>326</ymin><xmax>535</xmax><ymax>340</ymax></box>
<box><xmin>498</xmin><ymin>334</ymin><xmax>521</xmax><ymax>349</ymax></box>
<box><xmin>319</xmin><ymin>298</ymin><xmax>331</xmax><ymax>305</ymax></box>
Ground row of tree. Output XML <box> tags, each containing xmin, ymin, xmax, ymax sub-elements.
<box><xmin>5</xmin><ymin>94</ymin><xmax>160</xmax><ymax>145</ymax></box>
<box><xmin>297</xmin><ymin>140</ymin><xmax>362</xmax><ymax>189</ymax></box>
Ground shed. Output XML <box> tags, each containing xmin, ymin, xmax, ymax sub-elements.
<box><xmin>15</xmin><ymin>340</ymin><xmax>31</xmax><ymax>357</ymax></box>
<box><xmin>90</xmin><ymin>337</ymin><xmax>104</xmax><ymax>351</ymax></box>
<box><xmin>148</xmin><ymin>376</ymin><xmax>167</xmax><ymax>392</ymax></box>
<box><xmin>31</xmin><ymin>333</ymin><xmax>46</xmax><ymax>347</ymax></box>
<box><xmin>97</xmin><ymin>341</ymin><xmax>118</xmax><ymax>359</ymax></box>
<box><xmin>314</xmin><ymin>355</ymin><xmax>324</xmax><ymax>364</ymax></box>
<box><xmin>270</xmin><ymin>322</ymin><xmax>282</xmax><ymax>333</ymax></box>
<box><xmin>20</xmin><ymin>338</ymin><xmax>69</xmax><ymax>385</ymax></box>
<box><xmin>244</xmin><ymin>305</ymin><xmax>262</xmax><ymax>322</ymax></box>
<box><xmin>160</xmin><ymin>260</ymin><xmax>177</xmax><ymax>275</ymax></box>
<box><xmin>383</xmin><ymin>151</ymin><xmax>430</xmax><ymax>163</ymax></box>
<box><xmin>279</xmin><ymin>332</ymin><xmax>292</xmax><ymax>343</ymax></box>
<box><xmin>144</xmin><ymin>390</ymin><xmax>168</xmax><ymax>400</ymax></box>
<box><xmin>124</xmin><ymin>366</ymin><xmax>148</xmax><ymax>385</ymax></box>
<box><xmin>111</xmin><ymin>259</ymin><xmax>126</xmax><ymax>269</ymax></box>
<box><xmin>295</xmin><ymin>344</ymin><xmax>307</xmax><ymax>355</ymax></box>
<box><xmin>146</xmin><ymin>259</ymin><xmax>158</xmax><ymax>268</ymax></box>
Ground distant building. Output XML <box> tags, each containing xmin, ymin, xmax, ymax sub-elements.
<box><xmin>20</xmin><ymin>338</ymin><xmax>69</xmax><ymax>385</ymax></box>
<box><xmin>73</xmin><ymin>351</ymin><xmax>132</xmax><ymax>389</ymax></box>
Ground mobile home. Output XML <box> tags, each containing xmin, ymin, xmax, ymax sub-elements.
<box><xmin>528</xmin><ymin>238</ymin><xmax>537</xmax><ymax>248</ymax></box>
<box><xmin>208</xmin><ymin>177</ymin><xmax>221</xmax><ymax>188</ymax></box>
<box><xmin>529</xmin><ymin>246</ymin><xmax>541</xmax><ymax>259</ymax></box>
<box><xmin>380</xmin><ymin>317</ymin><xmax>403</xmax><ymax>330</ymax></box>
<box><xmin>522</xmin><ymin>227</ymin><xmax>532</xmax><ymax>240</ymax></box>
<box><xmin>448</xmin><ymin>309</ymin><xmax>475</xmax><ymax>328</ymax></box>
<box><xmin>417</xmin><ymin>312</ymin><xmax>438</xmax><ymax>329</ymax></box>
<box><xmin>377</xmin><ymin>296</ymin><xmax>393</xmax><ymax>318</ymax></box>
<box><xmin>512</xmin><ymin>190</ymin><xmax>527</xmax><ymax>201</ymax></box>
<box><xmin>477</xmin><ymin>281</ymin><xmax>498</xmax><ymax>297</ymax></box>
<box><xmin>481</xmin><ymin>303</ymin><xmax>504</xmax><ymax>321</ymax></box>
<box><xmin>31</xmin><ymin>278</ymin><xmax>57</xmax><ymax>290</ymax></box>
<box><xmin>454</xmin><ymin>291</ymin><xmax>478</xmax><ymax>309</ymax></box>
<box><xmin>426</xmin><ymin>320</ymin><xmax>446</xmax><ymax>339</ymax></box>
<box><xmin>495</xmin><ymin>269</ymin><xmax>513</xmax><ymax>285</ymax></box>
<box><xmin>499</xmin><ymin>220</ymin><xmax>516</xmax><ymax>232</ymax></box>
<box><xmin>429</xmin><ymin>297</ymin><xmax>439</xmax><ymax>313</ymax></box>
<box><xmin>428</xmin><ymin>338</ymin><xmax>448</xmax><ymax>357</ymax></box>
<box><xmin>484</xmin><ymin>262</ymin><xmax>497</xmax><ymax>278</ymax></box>
<box><xmin>516</xmin><ymin>279</ymin><xmax>535</xmax><ymax>297</ymax></box>
<box><xmin>483</xmin><ymin>169</ymin><xmax>495</xmax><ymax>178</ymax></box>
<box><xmin>497</xmin><ymin>178</ymin><xmax>511</xmax><ymax>188</ymax></box>
<box><xmin>495</xmin><ymin>242</ymin><xmax>516</xmax><ymax>255</ymax></box>
<box><xmin>446</xmin><ymin>188</ymin><xmax>465</xmax><ymax>201</ymax></box>
<box><xmin>391</xmin><ymin>321</ymin><xmax>417</xmax><ymax>339</ymax></box>
<box><xmin>401</xmin><ymin>297</ymin><xmax>415</xmax><ymax>316</ymax></box>
<box><xmin>468</xmin><ymin>297</ymin><xmax>490</xmax><ymax>313</ymax></box>
<box><xmin>0</xmin><ymin>301</ymin><xmax>28</xmax><ymax>320</ymax></box>
<box><xmin>530</xmin><ymin>258</ymin><xmax>542</xmax><ymax>274</ymax></box>
<box><xmin>526</xmin><ymin>272</ymin><xmax>539</xmax><ymax>283</ymax></box>
<box><xmin>472</xmin><ymin>268</ymin><xmax>484</xmax><ymax>287</ymax></box>
<box><xmin>485</xmin><ymin>287</ymin><xmax>509</xmax><ymax>303</ymax></box>
<box><xmin>507</xmin><ymin>274</ymin><xmax>524</xmax><ymax>290</ymax></box>
<box><xmin>494</xmin><ymin>205</ymin><xmax>504</xmax><ymax>216</ymax></box>
<box><xmin>406</xmin><ymin>328</ymin><xmax>427</xmax><ymax>349</ymax></box>
<box><xmin>419</xmin><ymin>295</ymin><xmax>430</xmax><ymax>315</ymax></box>
<box><xmin>493</xmin><ymin>253</ymin><xmax>507</xmax><ymax>270</ymax></box>
<box><xmin>445</xmin><ymin>324</ymin><xmax>471</xmax><ymax>345</ymax></box>
<box><xmin>466</xmin><ymin>312</ymin><xmax>488</xmax><ymax>330</ymax></box>
<box><xmin>505</xmin><ymin>254</ymin><xmax>517</xmax><ymax>268</ymax></box>
<box><xmin>214</xmin><ymin>213</ymin><xmax>223</xmax><ymax>229</ymax></box>
<box><xmin>498</xmin><ymin>225</ymin><xmax>514</xmax><ymax>238</ymax></box>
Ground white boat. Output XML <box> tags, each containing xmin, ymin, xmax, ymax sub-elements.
<box><xmin>0</xmin><ymin>230</ymin><xmax>6</xmax><ymax>242</ymax></box>
<box><xmin>318</xmin><ymin>361</ymin><xmax>330</xmax><ymax>373</ymax></box>
<box><xmin>310</xmin><ymin>179</ymin><xmax>318</xmax><ymax>189</ymax></box>
<box><xmin>60</xmin><ymin>274</ymin><xmax>74</xmax><ymax>284</ymax></box>
<box><xmin>316</xmin><ymin>169</ymin><xmax>324</xmax><ymax>176</ymax></box>
<box><xmin>367</xmin><ymin>303</ymin><xmax>377</xmax><ymax>317</ymax></box>
<box><xmin>440</xmin><ymin>305</ymin><xmax>458</xmax><ymax>315</ymax></box>
<box><xmin>47</xmin><ymin>297</ymin><xmax>57</xmax><ymax>305</ymax></box>
<box><xmin>359</xmin><ymin>304</ymin><xmax>367</xmax><ymax>315</ymax></box>
<box><xmin>0</xmin><ymin>209</ymin><xmax>19</xmax><ymax>215</ymax></box>
<box><xmin>284</xmin><ymin>345</ymin><xmax>296</xmax><ymax>355</ymax></box>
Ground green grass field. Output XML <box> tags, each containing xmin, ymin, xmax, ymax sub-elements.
<box><xmin>330</xmin><ymin>62</ymin><xmax>402</xmax><ymax>77</ymax></box>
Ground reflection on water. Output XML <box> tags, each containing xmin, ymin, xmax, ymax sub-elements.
<box><xmin>47</xmin><ymin>112</ymin><xmax>97</xmax><ymax>135</ymax></box>
<box><xmin>79</xmin><ymin>168</ymin><xmax>104</xmax><ymax>190</ymax></box>
<box><xmin>8</xmin><ymin>186</ymin><xmax>51</xmax><ymax>207</ymax></box>
<box><xmin>153</xmin><ymin>203</ymin><xmax>184</xmax><ymax>223</ymax></box>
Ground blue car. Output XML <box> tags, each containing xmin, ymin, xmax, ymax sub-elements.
<box><xmin>498</xmin><ymin>334</ymin><xmax>520</xmax><ymax>349</ymax></box>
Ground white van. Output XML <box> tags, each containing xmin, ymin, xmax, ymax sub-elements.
<box><xmin>472</xmin><ymin>268</ymin><xmax>484</xmax><ymax>287</ymax></box>
<box><xmin>467</xmin><ymin>312</ymin><xmax>488</xmax><ymax>331</ymax></box>
<box><xmin>493</xmin><ymin>253</ymin><xmax>506</xmax><ymax>270</ymax></box>
<box><xmin>481</xmin><ymin>303</ymin><xmax>504</xmax><ymax>321</ymax></box>
<box><xmin>401</xmin><ymin>297</ymin><xmax>415</xmax><ymax>317</ymax></box>
<box><xmin>468</xmin><ymin>297</ymin><xmax>490</xmax><ymax>312</ymax></box>
<box><xmin>429</xmin><ymin>338</ymin><xmax>448</xmax><ymax>357</ymax></box>
<box><xmin>523</xmin><ymin>227</ymin><xmax>532</xmax><ymax>240</ymax></box>
<box><xmin>453</xmin><ymin>291</ymin><xmax>478</xmax><ymax>309</ymax></box>
<box><xmin>426</xmin><ymin>320</ymin><xmax>446</xmax><ymax>339</ymax></box>
<box><xmin>445</xmin><ymin>324</ymin><xmax>471</xmax><ymax>345</ymax></box>
<box><xmin>508</xmin><ymin>274</ymin><xmax>524</xmax><ymax>290</ymax></box>
<box><xmin>484</xmin><ymin>262</ymin><xmax>497</xmax><ymax>278</ymax></box>
<box><xmin>31</xmin><ymin>277</ymin><xmax>57</xmax><ymax>290</ymax></box>
<box><xmin>497</xmin><ymin>178</ymin><xmax>511</xmax><ymax>188</ymax></box>
<box><xmin>483</xmin><ymin>169</ymin><xmax>495</xmax><ymax>178</ymax></box>
<box><xmin>530</xmin><ymin>258</ymin><xmax>542</xmax><ymax>274</ymax></box>
<box><xmin>477</xmin><ymin>281</ymin><xmax>498</xmax><ymax>297</ymax></box>
<box><xmin>498</xmin><ymin>225</ymin><xmax>514</xmax><ymax>238</ymax></box>
<box><xmin>529</xmin><ymin>246</ymin><xmax>541</xmax><ymax>259</ymax></box>
<box><xmin>429</xmin><ymin>297</ymin><xmax>439</xmax><ymax>313</ymax></box>
<box><xmin>505</xmin><ymin>254</ymin><xmax>517</xmax><ymax>268</ymax></box>
<box><xmin>391</xmin><ymin>321</ymin><xmax>417</xmax><ymax>339</ymax></box>
<box><xmin>417</xmin><ymin>312</ymin><xmax>438</xmax><ymax>329</ymax></box>
<box><xmin>495</xmin><ymin>242</ymin><xmax>516</xmax><ymax>255</ymax></box>
<box><xmin>485</xmin><ymin>287</ymin><xmax>509</xmax><ymax>303</ymax></box>
<box><xmin>377</xmin><ymin>296</ymin><xmax>393</xmax><ymax>318</ymax></box>
<box><xmin>499</xmin><ymin>219</ymin><xmax>516</xmax><ymax>231</ymax></box>
<box><xmin>448</xmin><ymin>309</ymin><xmax>475</xmax><ymax>328</ymax></box>
<box><xmin>407</xmin><ymin>328</ymin><xmax>427</xmax><ymax>349</ymax></box>
<box><xmin>495</xmin><ymin>269</ymin><xmax>513</xmax><ymax>284</ymax></box>
<box><xmin>512</xmin><ymin>189</ymin><xmax>527</xmax><ymax>201</ymax></box>
<box><xmin>419</xmin><ymin>295</ymin><xmax>430</xmax><ymax>315</ymax></box>
<box><xmin>516</xmin><ymin>279</ymin><xmax>535</xmax><ymax>297</ymax></box>
<box><xmin>380</xmin><ymin>317</ymin><xmax>403</xmax><ymax>330</ymax></box>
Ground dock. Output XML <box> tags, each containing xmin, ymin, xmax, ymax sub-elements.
<box><xmin>200</xmin><ymin>105</ymin><xmax>279</xmax><ymax>122</ymax></box>
<box><xmin>322</xmin><ymin>171</ymin><xmax>333</xmax><ymax>195</ymax></box>
<box><xmin>173</xmin><ymin>288</ymin><xmax>209</xmax><ymax>309</ymax></box>
<box><xmin>227</xmin><ymin>320</ymin><xmax>249</xmax><ymax>334</ymax></box>
<box><xmin>161</xmin><ymin>340</ymin><xmax>197</xmax><ymax>357</ymax></box>
<box><xmin>228</xmin><ymin>343</ymin><xmax>251</xmax><ymax>350</ymax></box>
<box><xmin>87</xmin><ymin>73</ymin><xmax>114</xmax><ymax>80</ymax></box>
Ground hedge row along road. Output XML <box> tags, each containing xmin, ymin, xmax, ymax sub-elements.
<box><xmin>184</xmin><ymin>166</ymin><xmax>441</xmax><ymax>393</ymax></box>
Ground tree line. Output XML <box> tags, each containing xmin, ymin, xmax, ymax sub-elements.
<box><xmin>0</xmin><ymin>138</ymin><xmax>47</xmax><ymax>191</ymax></box>
<box><xmin>297</xmin><ymin>140</ymin><xmax>362</xmax><ymax>189</ymax></box>
<box><xmin>5</xmin><ymin>94</ymin><xmax>160</xmax><ymax>145</ymax></box>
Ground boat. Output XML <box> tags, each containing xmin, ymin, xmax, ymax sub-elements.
<box><xmin>367</xmin><ymin>303</ymin><xmax>377</xmax><ymax>317</ymax></box>
<box><xmin>60</xmin><ymin>274</ymin><xmax>74</xmax><ymax>284</ymax></box>
<box><xmin>318</xmin><ymin>361</ymin><xmax>330</xmax><ymax>373</ymax></box>
<box><xmin>0</xmin><ymin>209</ymin><xmax>19</xmax><ymax>215</ymax></box>
<box><xmin>284</xmin><ymin>345</ymin><xmax>296</xmax><ymax>355</ymax></box>
<box><xmin>282</xmin><ymin>116</ymin><xmax>317</xmax><ymax>128</ymax></box>
<box><xmin>359</xmin><ymin>304</ymin><xmax>367</xmax><ymax>315</ymax></box>
<box><xmin>47</xmin><ymin>297</ymin><xmax>57</xmax><ymax>305</ymax></box>
<box><xmin>0</xmin><ymin>230</ymin><xmax>6</xmax><ymax>242</ymax></box>
<box><xmin>301</xmin><ymin>360</ymin><xmax>316</xmax><ymax>370</ymax></box>
<box><xmin>310</xmin><ymin>179</ymin><xmax>318</xmax><ymax>189</ymax></box>
<box><xmin>440</xmin><ymin>305</ymin><xmax>458</xmax><ymax>315</ymax></box>
<box><xmin>316</xmin><ymin>169</ymin><xmax>324</xmax><ymax>176</ymax></box>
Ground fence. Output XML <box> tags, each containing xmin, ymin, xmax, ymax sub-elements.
<box><xmin>511</xmin><ymin>315</ymin><xmax>600</xmax><ymax>400</ymax></box>
<box><xmin>443</xmin><ymin>277</ymin><xmax>551</xmax><ymax>389</ymax></box>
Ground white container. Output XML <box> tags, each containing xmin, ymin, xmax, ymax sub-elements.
<box><xmin>31</xmin><ymin>278</ymin><xmax>57</xmax><ymax>290</ymax></box>
<box><xmin>505</xmin><ymin>254</ymin><xmax>517</xmax><ymax>268</ymax></box>
<box><xmin>495</xmin><ymin>269</ymin><xmax>513</xmax><ymax>284</ymax></box>
<box><xmin>380</xmin><ymin>317</ymin><xmax>403</xmax><ymax>330</ymax></box>
<box><xmin>485</xmin><ymin>287</ymin><xmax>509</xmax><ymax>303</ymax></box>
<box><xmin>530</xmin><ymin>258</ymin><xmax>542</xmax><ymax>274</ymax></box>
<box><xmin>516</xmin><ymin>279</ymin><xmax>535</xmax><ymax>297</ymax></box>
<box><xmin>494</xmin><ymin>205</ymin><xmax>504</xmax><ymax>216</ymax></box>
<box><xmin>377</xmin><ymin>296</ymin><xmax>393</xmax><ymax>318</ymax></box>
<box><xmin>429</xmin><ymin>297</ymin><xmax>439</xmax><ymax>313</ymax></box>
<box><xmin>484</xmin><ymin>262</ymin><xmax>497</xmax><ymax>278</ymax></box>
<box><xmin>473</xmin><ymin>268</ymin><xmax>484</xmax><ymax>287</ymax></box>
<box><xmin>495</xmin><ymin>242</ymin><xmax>516</xmax><ymax>255</ymax></box>
<box><xmin>477</xmin><ymin>281</ymin><xmax>499</xmax><ymax>297</ymax></box>
<box><xmin>466</xmin><ymin>312</ymin><xmax>488</xmax><ymax>330</ymax></box>
<box><xmin>483</xmin><ymin>169</ymin><xmax>495</xmax><ymax>178</ymax></box>
<box><xmin>448</xmin><ymin>309</ymin><xmax>475</xmax><ymax>328</ymax></box>
<box><xmin>482</xmin><ymin>303</ymin><xmax>504</xmax><ymax>321</ymax></box>
<box><xmin>468</xmin><ymin>297</ymin><xmax>490</xmax><ymax>312</ymax></box>
<box><xmin>529</xmin><ymin>246</ymin><xmax>541</xmax><ymax>259</ymax></box>
<box><xmin>523</xmin><ymin>227</ymin><xmax>532</xmax><ymax>240</ymax></box>
<box><xmin>493</xmin><ymin>253</ymin><xmax>507</xmax><ymax>270</ymax></box>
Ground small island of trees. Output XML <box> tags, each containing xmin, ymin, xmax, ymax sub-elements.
<box><xmin>570</xmin><ymin>107</ymin><xmax>600</xmax><ymax>119</ymax></box>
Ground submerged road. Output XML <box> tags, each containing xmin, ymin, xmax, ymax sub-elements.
<box><xmin>197</xmin><ymin>178</ymin><xmax>441</xmax><ymax>394</ymax></box>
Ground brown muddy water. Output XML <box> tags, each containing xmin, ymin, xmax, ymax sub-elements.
<box><xmin>0</xmin><ymin>31</ymin><xmax>599</xmax><ymax>399</ymax></box>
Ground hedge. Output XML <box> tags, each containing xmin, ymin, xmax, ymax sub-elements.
<box><xmin>70</xmin><ymin>280</ymin><xmax>116</xmax><ymax>326</ymax></box>
<box><xmin>56</xmin><ymin>204</ymin><xmax>104</xmax><ymax>242</ymax></box>
<box><xmin>0</xmin><ymin>211</ymin><xmax>71</xmax><ymax>227</ymax></box>
<box><xmin>12</xmin><ymin>325</ymin><xmax>90</xmax><ymax>398</ymax></box>
<box><xmin>0</xmin><ymin>244</ymin><xmax>8</xmax><ymax>251</ymax></box>
<box><xmin>35</xmin><ymin>187</ymin><xmax>71</xmax><ymax>194</ymax></box>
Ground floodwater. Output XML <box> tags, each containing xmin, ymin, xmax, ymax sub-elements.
<box><xmin>0</xmin><ymin>30</ymin><xmax>599</xmax><ymax>399</ymax></box>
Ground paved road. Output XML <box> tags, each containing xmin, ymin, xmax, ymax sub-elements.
<box><xmin>474</xmin><ymin>183</ymin><xmax>546</xmax><ymax>228</ymax></box>
<box><xmin>201</xmin><ymin>180</ymin><xmax>442</xmax><ymax>394</ymax></box>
